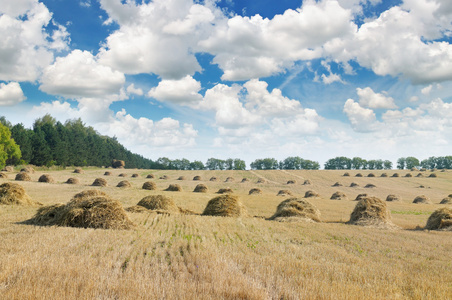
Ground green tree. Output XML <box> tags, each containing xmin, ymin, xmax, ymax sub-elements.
<box><xmin>0</xmin><ymin>123</ymin><xmax>22</xmax><ymax>168</ymax></box>
<box><xmin>397</xmin><ymin>157</ymin><xmax>406</xmax><ymax>170</ymax></box>
<box><xmin>405</xmin><ymin>157</ymin><xmax>419</xmax><ymax>169</ymax></box>
<box><xmin>10</xmin><ymin>123</ymin><xmax>33</xmax><ymax>163</ymax></box>
<box><xmin>383</xmin><ymin>160</ymin><xmax>393</xmax><ymax>170</ymax></box>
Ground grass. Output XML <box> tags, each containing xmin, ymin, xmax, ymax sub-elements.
<box><xmin>0</xmin><ymin>168</ymin><xmax>452</xmax><ymax>299</ymax></box>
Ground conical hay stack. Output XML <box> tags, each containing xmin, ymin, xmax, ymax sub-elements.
<box><xmin>116</xmin><ymin>180</ymin><xmax>131</xmax><ymax>188</ymax></box>
<box><xmin>125</xmin><ymin>205</ymin><xmax>149</xmax><ymax>213</ymax></box>
<box><xmin>392</xmin><ymin>173</ymin><xmax>400</xmax><ymax>177</ymax></box>
<box><xmin>210</xmin><ymin>177</ymin><xmax>218</xmax><ymax>182</ymax></box>
<box><xmin>416</xmin><ymin>173</ymin><xmax>423</xmax><ymax>177</ymax></box>
<box><xmin>347</xmin><ymin>197</ymin><xmax>395</xmax><ymax>228</ymax></box>
<box><xmin>381</xmin><ymin>173</ymin><xmax>388</xmax><ymax>177</ymax></box>
<box><xmin>177</xmin><ymin>176</ymin><xmax>186</xmax><ymax>180</ymax></box>
<box><xmin>118</xmin><ymin>173</ymin><xmax>128</xmax><ymax>177</ymax></box>
<box><xmin>137</xmin><ymin>195</ymin><xmax>179</xmax><ymax>213</ymax></box>
<box><xmin>330</xmin><ymin>191</ymin><xmax>347</xmax><ymax>200</ymax></box>
<box><xmin>257</xmin><ymin>178</ymin><xmax>266</xmax><ymax>183</ymax></box>
<box><xmin>287</xmin><ymin>180</ymin><xmax>296</xmax><ymax>184</ymax></box>
<box><xmin>38</xmin><ymin>174</ymin><xmax>55</xmax><ymax>183</ymax></box>
<box><xmin>355</xmin><ymin>173</ymin><xmax>363</xmax><ymax>177</ymax></box>
<box><xmin>193</xmin><ymin>175</ymin><xmax>201</xmax><ymax>181</ymax></box>
<box><xmin>104</xmin><ymin>171</ymin><xmax>112</xmax><ymax>176</ymax></box>
<box><xmin>249</xmin><ymin>188</ymin><xmax>262</xmax><ymax>195</ymax></box>
<box><xmin>440</xmin><ymin>197</ymin><xmax>452</xmax><ymax>204</ymax></box>
<box><xmin>386</xmin><ymin>194</ymin><xmax>401</xmax><ymax>202</ymax></box>
<box><xmin>92</xmin><ymin>178</ymin><xmax>107</xmax><ymax>187</ymax></box>
<box><xmin>429</xmin><ymin>173</ymin><xmax>437</xmax><ymax>178</ymax></box>
<box><xmin>303</xmin><ymin>180</ymin><xmax>312</xmax><ymax>185</ymax></box>
<box><xmin>26</xmin><ymin>203</ymin><xmax>66</xmax><ymax>226</ymax></box>
<box><xmin>2</xmin><ymin>166</ymin><xmax>14</xmax><ymax>172</ymax></box>
<box><xmin>165</xmin><ymin>184</ymin><xmax>182</xmax><ymax>192</ymax></box>
<box><xmin>194</xmin><ymin>184</ymin><xmax>208</xmax><ymax>193</ymax></box>
<box><xmin>20</xmin><ymin>167</ymin><xmax>35</xmax><ymax>173</ymax></box>
<box><xmin>202</xmin><ymin>195</ymin><xmax>248</xmax><ymax>217</ymax></box>
<box><xmin>368</xmin><ymin>173</ymin><xmax>376</xmax><ymax>177</ymax></box>
<box><xmin>365</xmin><ymin>183</ymin><xmax>376</xmax><ymax>188</ymax></box>
<box><xmin>72</xmin><ymin>189</ymin><xmax>109</xmax><ymax>202</ymax></box>
<box><xmin>355</xmin><ymin>193</ymin><xmax>367</xmax><ymax>201</ymax></box>
<box><xmin>0</xmin><ymin>182</ymin><xmax>41</xmax><ymax>206</ymax></box>
<box><xmin>269</xmin><ymin>197</ymin><xmax>321</xmax><ymax>222</ymax></box>
<box><xmin>142</xmin><ymin>181</ymin><xmax>157</xmax><ymax>190</ymax></box>
<box><xmin>160</xmin><ymin>175</ymin><xmax>168</xmax><ymax>180</ymax></box>
<box><xmin>15</xmin><ymin>172</ymin><xmax>31</xmax><ymax>181</ymax></box>
<box><xmin>225</xmin><ymin>177</ymin><xmax>234</xmax><ymax>182</ymax></box>
<box><xmin>73</xmin><ymin>168</ymin><xmax>84</xmax><ymax>174</ymax></box>
<box><xmin>146</xmin><ymin>174</ymin><xmax>155</xmax><ymax>179</ymax></box>
<box><xmin>413</xmin><ymin>195</ymin><xmax>431</xmax><ymax>204</ymax></box>
<box><xmin>241</xmin><ymin>178</ymin><xmax>249</xmax><ymax>183</ymax></box>
<box><xmin>66</xmin><ymin>178</ymin><xmax>80</xmax><ymax>184</ymax></box>
<box><xmin>216</xmin><ymin>188</ymin><xmax>233</xmax><ymax>194</ymax></box>
<box><xmin>304</xmin><ymin>190</ymin><xmax>319</xmax><ymax>198</ymax></box>
<box><xmin>277</xmin><ymin>190</ymin><xmax>293</xmax><ymax>196</ymax></box>
<box><xmin>131</xmin><ymin>173</ymin><xmax>139</xmax><ymax>178</ymax></box>
<box><xmin>350</xmin><ymin>182</ymin><xmax>359</xmax><ymax>187</ymax></box>
<box><xmin>332</xmin><ymin>182</ymin><xmax>342</xmax><ymax>187</ymax></box>
<box><xmin>425</xmin><ymin>207</ymin><xmax>452</xmax><ymax>230</ymax></box>
<box><xmin>343</xmin><ymin>172</ymin><xmax>350</xmax><ymax>177</ymax></box>
<box><xmin>405</xmin><ymin>173</ymin><xmax>412</xmax><ymax>177</ymax></box>
<box><xmin>0</xmin><ymin>172</ymin><xmax>7</xmax><ymax>179</ymax></box>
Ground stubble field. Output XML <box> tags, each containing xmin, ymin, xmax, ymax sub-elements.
<box><xmin>1</xmin><ymin>167</ymin><xmax>451</xmax><ymax>299</ymax></box>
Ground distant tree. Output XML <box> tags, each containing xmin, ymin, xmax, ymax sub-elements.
<box><xmin>156</xmin><ymin>157</ymin><xmax>172</xmax><ymax>169</ymax></box>
<box><xmin>0</xmin><ymin>123</ymin><xmax>22</xmax><ymax>168</ymax></box>
<box><xmin>383</xmin><ymin>160</ymin><xmax>393</xmax><ymax>170</ymax></box>
<box><xmin>351</xmin><ymin>157</ymin><xmax>366</xmax><ymax>170</ymax></box>
<box><xmin>397</xmin><ymin>157</ymin><xmax>406</xmax><ymax>170</ymax></box>
<box><xmin>324</xmin><ymin>157</ymin><xmax>352</xmax><ymax>170</ymax></box>
<box><xmin>206</xmin><ymin>158</ymin><xmax>225</xmax><ymax>170</ymax></box>
<box><xmin>233</xmin><ymin>158</ymin><xmax>246</xmax><ymax>170</ymax></box>
<box><xmin>405</xmin><ymin>156</ymin><xmax>420</xmax><ymax>169</ymax></box>
<box><xmin>280</xmin><ymin>156</ymin><xmax>319</xmax><ymax>170</ymax></box>
<box><xmin>10</xmin><ymin>123</ymin><xmax>33</xmax><ymax>164</ymax></box>
<box><xmin>190</xmin><ymin>160</ymin><xmax>205</xmax><ymax>170</ymax></box>
<box><xmin>250</xmin><ymin>158</ymin><xmax>279</xmax><ymax>170</ymax></box>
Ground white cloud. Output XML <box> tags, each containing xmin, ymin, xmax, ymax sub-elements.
<box><xmin>40</xmin><ymin>50</ymin><xmax>125</xmax><ymax>98</ymax></box>
<box><xmin>148</xmin><ymin>75</ymin><xmax>203</xmax><ymax>105</ymax></box>
<box><xmin>356</xmin><ymin>87</ymin><xmax>397</xmax><ymax>109</ymax></box>
<box><xmin>343</xmin><ymin>99</ymin><xmax>380</xmax><ymax>132</ymax></box>
<box><xmin>126</xmin><ymin>84</ymin><xmax>143</xmax><ymax>96</ymax></box>
<box><xmin>0</xmin><ymin>82</ymin><xmax>26</xmax><ymax>106</ymax></box>
<box><xmin>0</xmin><ymin>0</ymin><xmax>70</xmax><ymax>82</ymax></box>
<box><xmin>421</xmin><ymin>85</ymin><xmax>432</xmax><ymax>95</ymax></box>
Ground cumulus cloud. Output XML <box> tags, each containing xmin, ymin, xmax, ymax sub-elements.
<box><xmin>148</xmin><ymin>75</ymin><xmax>203</xmax><ymax>105</ymax></box>
<box><xmin>343</xmin><ymin>99</ymin><xmax>380</xmax><ymax>132</ymax></box>
<box><xmin>356</xmin><ymin>87</ymin><xmax>397</xmax><ymax>109</ymax></box>
<box><xmin>39</xmin><ymin>50</ymin><xmax>125</xmax><ymax>98</ymax></box>
<box><xmin>0</xmin><ymin>82</ymin><xmax>26</xmax><ymax>106</ymax></box>
<box><xmin>0</xmin><ymin>0</ymin><xmax>70</xmax><ymax>82</ymax></box>
<box><xmin>126</xmin><ymin>84</ymin><xmax>143</xmax><ymax>96</ymax></box>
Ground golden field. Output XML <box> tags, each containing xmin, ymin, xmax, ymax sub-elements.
<box><xmin>1</xmin><ymin>167</ymin><xmax>451</xmax><ymax>299</ymax></box>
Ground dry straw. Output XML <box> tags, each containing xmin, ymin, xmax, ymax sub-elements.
<box><xmin>0</xmin><ymin>182</ymin><xmax>41</xmax><ymax>206</ymax></box>
<box><xmin>104</xmin><ymin>171</ymin><xmax>112</xmax><ymax>176</ymax></box>
<box><xmin>277</xmin><ymin>190</ymin><xmax>293</xmax><ymax>196</ymax></box>
<box><xmin>216</xmin><ymin>188</ymin><xmax>233</xmax><ymax>194</ymax></box>
<box><xmin>343</xmin><ymin>172</ymin><xmax>350</xmax><ymax>177</ymax></box>
<box><xmin>15</xmin><ymin>172</ymin><xmax>31</xmax><ymax>181</ymax></box>
<box><xmin>268</xmin><ymin>197</ymin><xmax>321</xmax><ymax>222</ymax></box>
<box><xmin>225</xmin><ymin>177</ymin><xmax>234</xmax><ymax>182</ymax></box>
<box><xmin>332</xmin><ymin>182</ymin><xmax>342</xmax><ymax>187</ymax></box>
<box><xmin>193</xmin><ymin>175</ymin><xmax>202</xmax><ymax>181</ymax></box>
<box><xmin>202</xmin><ymin>195</ymin><xmax>248</xmax><ymax>217</ymax></box>
<box><xmin>116</xmin><ymin>180</ymin><xmax>131</xmax><ymax>188</ymax></box>
<box><xmin>287</xmin><ymin>180</ymin><xmax>296</xmax><ymax>184</ymax></box>
<box><xmin>38</xmin><ymin>174</ymin><xmax>55</xmax><ymax>183</ymax></box>
<box><xmin>386</xmin><ymin>194</ymin><xmax>401</xmax><ymax>202</ymax></box>
<box><xmin>439</xmin><ymin>197</ymin><xmax>452</xmax><ymax>204</ymax></box>
<box><xmin>146</xmin><ymin>174</ymin><xmax>155</xmax><ymax>179</ymax></box>
<box><xmin>177</xmin><ymin>176</ymin><xmax>186</xmax><ymax>180</ymax></box>
<box><xmin>354</xmin><ymin>193</ymin><xmax>367</xmax><ymax>201</ymax></box>
<box><xmin>137</xmin><ymin>195</ymin><xmax>180</xmax><ymax>213</ymax></box>
<box><xmin>364</xmin><ymin>183</ymin><xmax>376</xmax><ymax>188</ymax></box>
<box><xmin>165</xmin><ymin>184</ymin><xmax>182</xmax><ymax>192</ymax></box>
<box><xmin>210</xmin><ymin>177</ymin><xmax>218</xmax><ymax>182</ymax></box>
<box><xmin>350</xmin><ymin>182</ymin><xmax>359</xmax><ymax>187</ymax></box>
<box><xmin>413</xmin><ymin>195</ymin><xmax>431</xmax><ymax>204</ymax></box>
<box><xmin>429</xmin><ymin>173</ymin><xmax>437</xmax><ymax>178</ymax></box>
<box><xmin>303</xmin><ymin>179</ymin><xmax>312</xmax><ymax>185</ymax></box>
<box><xmin>257</xmin><ymin>178</ymin><xmax>266</xmax><ymax>183</ymax></box>
<box><xmin>92</xmin><ymin>178</ymin><xmax>108</xmax><ymax>187</ymax></box>
<box><xmin>347</xmin><ymin>196</ymin><xmax>396</xmax><ymax>228</ymax></box>
<box><xmin>118</xmin><ymin>173</ymin><xmax>128</xmax><ymax>177</ymax></box>
<box><xmin>368</xmin><ymin>173</ymin><xmax>375</xmax><ymax>177</ymax></box>
<box><xmin>241</xmin><ymin>178</ymin><xmax>249</xmax><ymax>183</ymax></box>
<box><xmin>142</xmin><ymin>181</ymin><xmax>157</xmax><ymax>190</ymax></box>
<box><xmin>405</xmin><ymin>173</ymin><xmax>412</xmax><ymax>177</ymax></box>
<box><xmin>355</xmin><ymin>173</ymin><xmax>363</xmax><ymax>177</ymax></box>
<box><xmin>425</xmin><ymin>208</ymin><xmax>452</xmax><ymax>230</ymax></box>
<box><xmin>193</xmin><ymin>184</ymin><xmax>208</xmax><ymax>193</ymax></box>
<box><xmin>1</xmin><ymin>166</ymin><xmax>14</xmax><ymax>172</ymax></box>
<box><xmin>66</xmin><ymin>178</ymin><xmax>80</xmax><ymax>184</ymax></box>
<box><xmin>73</xmin><ymin>168</ymin><xmax>84</xmax><ymax>174</ymax></box>
<box><xmin>304</xmin><ymin>190</ymin><xmax>319</xmax><ymax>198</ymax></box>
<box><xmin>131</xmin><ymin>174</ymin><xmax>139</xmax><ymax>178</ymax></box>
<box><xmin>0</xmin><ymin>172</ymin><xmax>7</xmax><ymax>179</ymax></box>
<box><xmin>20</xmin><ymin>166</ymin><xmax>35</xmax><ymax>173</ymax></box>
<box><xmin>160</xmin><ymin>175</ymin><xmax>168</xmax><ymax>180</ymax></box>
<box><xmin>380</xmin><ymin>173</ymin><xmax>388</xmax><ymax>177</ymax></box>
<box><xmin>330</xmin><ymin>191</ymin><xmax>347</xmax><ymax>200</ymax></box>
<box><xmin>249</xmin><ymin>188</ymin><xmax>262</xmax><ymax>195</ymax></box>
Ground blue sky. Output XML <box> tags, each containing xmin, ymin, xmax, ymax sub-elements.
<box><xmin>1</xmin><ymin>0</ymin><xmax>452</xmax><ymax>167</ymax></box>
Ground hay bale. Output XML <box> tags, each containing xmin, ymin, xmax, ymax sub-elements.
<box><xmin>193</xmin><ymin>175</ymin><xmax>202</xmax><ymax>181</ymax></box>
<box><xmin>392</xmin><ymin>173</ymin><xmax>399</xmax><ymax>177</ymax></box>
<box><xmin>355</xmin><ymin>193</ymin><xmax>367</xmax><ymax>201</ymax></box>
<box><xmin>419</xmin><ymin>185</ymin><xmax>425</xmax><ymax>188</ymax></box>
<box><xmin>350</xmin><ymin>182</ymin><xmax>359</xmax><ymax>187</ymax></box>
<box><xmin>194</xmin><ymin>184</ymin><xmax>208</xmax><ymax>193</ymax></box>
<box><xmin>160</xmin><ymin>175</ymin><xmax>168</xmax><ymax>180</ymax></box>
<box><xmin>440</xmin><ymin>197</ymin><xmax>452</xmax><ymax>204</ymax></box>
<box><xmin>355</xmin><ymin>173</ymin><xmax>363</xmax><ymax>177</ymax></box>
<box><xmin>72</xmin><ymin>189</ymin><xmax>109</xmax><ymax>202</ymax></box>
<box><xmin>368</xmin><ymin>173</ymin><xmax>376</xmax><ymax>177</ymax></box>
<box><xmin>241</xmin><ymin>178</ymin><xmax>249</xmax><ymax>183</ymax></box>
<box><xmin>269</xmin><ymin>197</ymin><xmax>321</xmax><ymax>222</ymax></box>
<box><xmin>380</xmin><ymin>173</ymin><xmax>388</xmax><ymax>177</ymax></box>
<box><xmin>217</xmin><ymin>188</ymin><xmax>233</xmax><ymax>194</ymax></box>
<box><xmin>66</xmin><ymin>178</ymin><xmax>80</xmax><ymax>184</ymax></box>
<box><xmin>303</xmin><ymin>180</ymin><xmax>312</xmax><ymax>185</ymax></box>
<box><xmin>257</xmin><ymin>178</ymin><xmax>266</xmax><ymax>183</ymax></box>
<box><xmin>249</xmin><ymin>188</ymin><xmax>262</xmax><ymax>195</ymax></box>
<box><xmin>146</xmin><ymin>174</ymin><xmax>155</xmax><ymax>179</ymax></box>
<box><xmin>429</xmin><ymin>173</ymin><xmax>437</xmax><ymax>178</ymax></box>
<box><xmin>386</xmin><ymin>194</ymin><xmax>401</xmax><ymax>202</ymax></box>
<box><xmin>343</xmin><ymin>172</ymin><xmax>350</xmax><ymax>177</ymax></box>
<box><xmin>2</xmin><ymin>166</ymin><xmax>14</xmax><ymax>172</ymax></box>
<box><xmin>118</xmin><ymin>173</ymin><xmax>128</xmax><ymax>177</ymax></box>
<box><xmin>28</xmin><ymin>196</ymin><xmax>134</xmax><ymax>230</ymax></box>
<box><xmin>20</xmin><ymin>166</ymin><xmax>35</xmax><ymax>173</ymax></box>
<box><xmin>131</xmin><ymin>173</ymin><xmax>139</xmax><ymax>178</ymax></box>
<box><xmin>202</xmin><ymin>195</ymin><xmax>248</xmax><ymax>217</ymax></box>
<box><xmin>425</xmin><ymin>207</ymin><xmax>452</xmax><ymax>230</ymax></box>
<box><xmin>177</xmin><ymin>176</ymin><xmax>186</xmax><ymax>180</ymax></box>
<box><xmin>210</xmin><ymin>176</ymin><xmax>218</xmax><ymax>182</ymax></box>
<box><xmin>440</xmin><ymin>169</ymin><xmax>446</xmax><ymax>172</ymax></box>
<box><xmin>112</xmin><ymin>159</ymin><xmax>125</xmax><ymax>169</ymax></box>
<box><xmin>142</xmin><ymin>181</ymin><xmax>157</xmax><ymax>190</ymax></box>
<box><xmin>416</xmin><ymin>173</ymin><xmax>423</xmax><ymax>177</ymax></box>
<box><xmin>277</xmin><ymin>190</ymin><xmax>293</xmax><ymax>196</ymax></box>
<box><xmin>0</xmin><ymin>172</ymin><xmax>7</xmax><ymax>179</ymax></box>
<box><xmin>38</xmin><ymin>174</ymin><xmax>55</xmax><ymax>183</ymax></box>
<box><xmin>405</xmin><ymin>173</ymin><xmax>412</xmax><ymax>177</ymax></box>
<box><xmin>287</xmin><ymin>180</ymin><xmax>296</xmax><ymax>184</ymax></box>
<box><xmin>104</xmin><ymin>171</ymin><xmax>112</xmax><ymax>176</ymax></box>
<box><xmin>15</xmin><ymin>172</ymin><xmax>31</xmax><ymax>181</ymax></box>
<box><xmin>137</xmin><ymin>195</ymin><xmax>179</xmax><ymax>213</ymax></box>
<box><xmin>125</xmin><ymin>205</ymin><xmax>149</xmax><ymax>213</ymax></box>
<box><xmin>332</xmin><ymin>182</ymin><xmax>342</xmax><ymax>187</ymax></box>
<box><xmin>73</xmin><ymin>168</ymin><xmax>84</xmax><ymax>174</ymax></box>
<box><xmin>116</xmin><ymin>180</ymin><xmax>131</xmax><ymax>188</ymax></box>
<box><xmin>364</xmin><ymin>183</ymin><xmax>376</xmax><ymax>188</ymax></box>
<box><xmin>225</xmin><ymin>177</ymin><xmax>234</xmax><ymax>182</ymax></box>
<box><xmin>330</xmin><ymin>191</ymin><xmax>347</xmax><ymax>200</ymax></box>
<box><xmin>92</xmin><ymin>178</ymin><xmax>108</xmax><ymax>187</ymax></box>
<box><xmin>304</xmin><ymin>190</ymin><xmax>319</xmax><ymax>198</ymax></box>
<box><xmin>413</xmin><ymin>195</ymin><xmax>431</xmax><ymax>204</ymax></box>
<box><xmin>165</xmin><ymin>184</ymin><xmax>182</xmax><ymax>192</ymax></box>
<box><xmin>347</xmin><ymin>197</ymin><xmax>395</xmax><ymax>228</ymax></box>
<box><xmin>0</xmin><ymin>182</ymin><xmax>40</xmax><ymax>206</ymax></box>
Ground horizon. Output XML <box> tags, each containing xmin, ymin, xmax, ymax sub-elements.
<box><xmin>1</xmin><ymin>0</ymin><xmax>452</xmax><ymax>166</ymax></box>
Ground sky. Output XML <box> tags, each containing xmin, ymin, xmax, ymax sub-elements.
<box><xmin>1</xmin><ymin>0</ymin><xmax>452</xmax><ymax>167</ymax></box>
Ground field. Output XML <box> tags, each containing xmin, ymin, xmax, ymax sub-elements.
<box><xmin>1</xmin><ymin>167</ymin><xmax>451</xmax><ymax>299</ymax></box>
